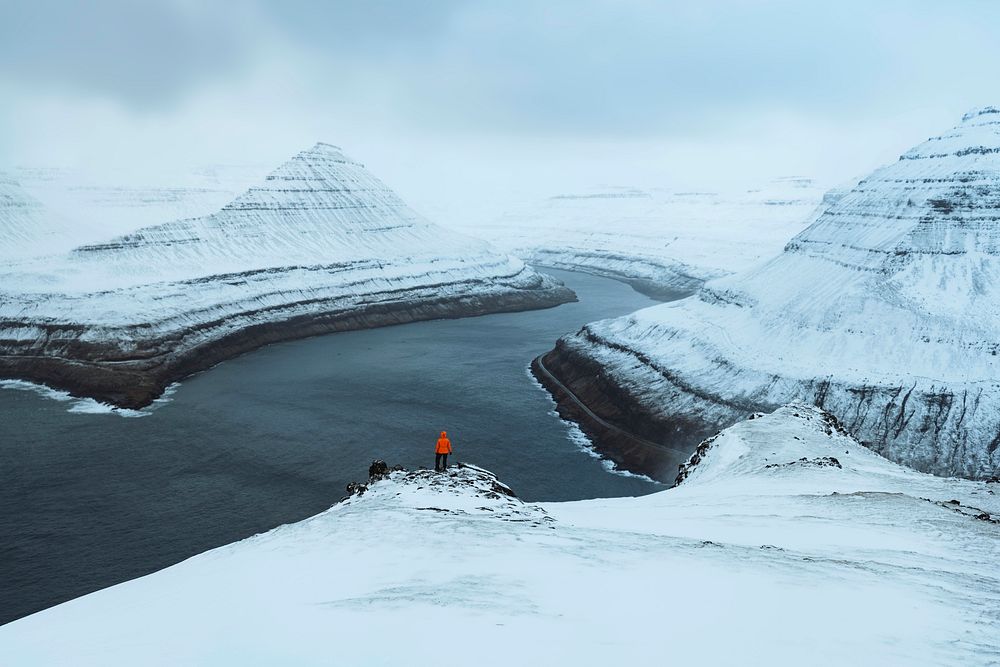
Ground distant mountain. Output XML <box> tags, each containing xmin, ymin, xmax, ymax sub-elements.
<box><xmin>15</xmin><ymin>166</ymin><xmax>251</xmax><ymax>242</ymax></box>
<box><xmin>0</xmin><ymin>173</ymin><xmax>83</xmax><ymax>260</ymax></box>
<box><xmin>541</xmin><ymin>108</ymin><xmax>1000</xmax><ymax>480</ymax></box>
<box><xmin>0</xmin><ymin>143</ymin><xmax>573</xmax><ymax>408</ymax></box>
<box><xmin>456</xmin><ymin>177</ymin><xmax>828</xmax><ymax>298</ymax></box>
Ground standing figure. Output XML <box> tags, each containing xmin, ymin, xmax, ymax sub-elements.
<box><xmin>435</xmin><ymin>431</ymin><xmax>452</xmax><ymax>471</ymax></box>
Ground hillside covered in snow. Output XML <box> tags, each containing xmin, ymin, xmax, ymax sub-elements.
<box><xmin>14</xmin><ymin>165</ymin><xmax>262</xmax><ymax>242</ymax></box>
<box><xmin>542</xmin><ymin>107</ymin><xmax>1000</xmax><ymax>480</ymax></box>
<box><xmin>455</xmin><ymin>177</ymin><xmax>828</xmax><ymax>297</ymax></box>
<box><xmin>0</xmin><ymin>143</ymin><xmax>573</xmax><ymax>408</ymax></box>
<box><xmin>0</xmin><ymin>174</ymin><xmax>91</xmax><ymax>261</ymax></box>
<box><xmin>2</xmin><ymin>404</ymin><xmax>996</xmax><ymax>665</ymax></box>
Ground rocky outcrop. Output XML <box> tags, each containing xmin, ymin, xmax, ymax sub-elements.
<box><xmin>541</xmin><ymin>108</ymin><xmax>1000</xmax><ymax>480</ymax></box>
<box><xmin>339</xmin><ymin>460</ymin><xmax>548</xmax><ymax>524</ymax></box>
<box><xmin>0</xmin><ymin>144</ymin><xmax>574</xmax><ymax>408</ymax></box>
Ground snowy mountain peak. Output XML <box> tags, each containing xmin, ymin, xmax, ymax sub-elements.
<box><xmin>901</xmin><ymin>106</ymin><xmax>1000</xmax><ymax>160</ymax></box>
<box><xmin>268</xmin><ymin>142</ymin><xmax>363</xmax><ymax>173</ymax></box>
<box><xmin>215</xmin><ymin>141</ymin><xmax>417</xmax><ymax>233</ymax></box>
<box><xmin>549</xmin><ymin>108</ymin><xmax>1000</xmax><ymax>481</ymax></box>
<box><xmin>961</xmin><ymin>105</ymin><xmax>1000</xmax><ymax>123</ymax></box>
<box><xmin>0</xmin><ymin>141</ymin><xmax>573</xmax><ymax>407</ymax></box>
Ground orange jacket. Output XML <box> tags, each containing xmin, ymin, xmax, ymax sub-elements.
<box><xmin>436</xmin><ymin>431</ymin><xmax>452</xmax><ymax>454</ymax></box>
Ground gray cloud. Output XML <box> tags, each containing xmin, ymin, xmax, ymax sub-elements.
<box><xmin>0</xmin><ymin>0</ymin><xmax>257</xmax><ymax>108</ymax></box>
<box><xmin>248</xmin><ymin>0</ymin><xmax>1000</xmax><ymax>136</ymax></box>
<box><xmin>1</xmin><ymin>0</ymin><xmax>999</xmax><ymax>223</ymax></box>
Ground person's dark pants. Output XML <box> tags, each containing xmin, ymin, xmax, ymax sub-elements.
<box><xmin>435</xmin><ymin>453</ymin><xmax>449</xmax><ymax>471</ymax></box>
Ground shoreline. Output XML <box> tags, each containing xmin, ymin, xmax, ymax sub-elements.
<box><xmin>0</xmin><ymin>285</ymin><xmax>575</xmax><ymax>410</ymax></box>
<box><xmin>530</xmin><ymin>348</ymin><xmax>693</xmax><ymax>483</ymax></box>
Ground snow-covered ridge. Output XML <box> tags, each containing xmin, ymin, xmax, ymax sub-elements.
<box><xmin>2</xmin><ymin>406</ymin><xmax>996</xmax><ymax>665</ymax></box>
<box><xmin>545</xmin><ymin>108</ymin><xmax>1000</xmax><ymax>479</ymax></box>
<box><xmin>0</xmin><ymin>143</ymin><xmax>573</xmax><ymax>408</ymax></box>
<box><xmin>452</xmin><ymin>177</ymin><xmax>829</xmax><ymax>297</ymax></box>
<box><xmin>0</xmin><ymin>174</ymin><xmax>85</xmax><ymax>260</ymax></box>
<box><xmin>14</xmin><ymin>164</ymin><xmax>259</xmax><ymax>241</ymax></box>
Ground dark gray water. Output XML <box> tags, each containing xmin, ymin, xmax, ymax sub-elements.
<box><xmin>0</xmin><ymin>269</ymin><xmax>663</xmax><ymax>624</ymax></box>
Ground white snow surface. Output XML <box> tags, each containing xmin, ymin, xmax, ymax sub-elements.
<box><xmin>14</xmin><ymin>164</ymin><xmax>263</xmax><ymax>242</ymax></box>
<box><xmin>562</xmin><ymin>107</ymin><xmax>1000</xmax><ymax>478</ymax></box>
<box><xmin>2</xmin><ymin>404</ymin><xmax>997</xmax><ymax>665</ymax></box>
<box><xmin>0</xmin><ymin>173</ymin><xmax>89</xmax><ymax>261</ymax></box>
<box><xmin>0</xmin><ymin>143</ymin><xmax>565</xmax><ymax>369</ymax></box>
<box><xmin>454</xmin><ymin>177</ymin><xmax>828</xmax><ymax>293</ymax></box>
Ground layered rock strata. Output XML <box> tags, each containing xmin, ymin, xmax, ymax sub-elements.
<box><xmin>0</xmin><ymin>144</ymin><xmax>574</xmax><ymax>407</ymax></box>
<box><xmin>543</xmin><ymin>108</ymin><xmax>1000</xmax><ymax>479</ymax></box>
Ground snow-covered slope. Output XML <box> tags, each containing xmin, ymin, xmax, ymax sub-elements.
<box><xmin>15</xmin><ymin>164</ymin><xmax>264</xmax><ymax>240</ymax></box>
<box><xmin>0</xmin><ymin>173</ymin><xmax>87</xmax><ymax>260</ymax></box>
<box><xmin>2</xmin><ymin>405</ymin><xmax>997</xmax><ymax>665</ymax></box>
<box><xmin>455</xmin><ymin>177</ymin><xmax>827</xmax><ymax>297</ymax></box>
<box><xmin>0</xmin><ymin>143</ymin><xmax>573</xmax><ymax>408</ymax></box>
<box><xmin>543</xmin><ymin>107</ymin><xmax>1000</xmax><ymax>480</ymax></box>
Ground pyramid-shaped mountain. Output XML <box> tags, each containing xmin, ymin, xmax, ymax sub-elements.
<box><xmin>541</xmin><ymin>107</ymin><xmax>1000</xmax><ymax>480</ymax></box>
<box><xmin>0</xmin><ymin>143</ymin><xmax>574</xmax><ymax>407</ymax></box>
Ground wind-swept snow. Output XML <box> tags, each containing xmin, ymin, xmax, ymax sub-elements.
<box><xmin>0</xmin><ymin>174</ymin><xmax>89</xmax><ymax>260</ymax></box>
<box><xmin>455</xmin><ymin>177</ymin><xmax>827</xmax><ymax>296</ymax></box>
<box><xmin>14</xmin><ymin>164</ymin><xmax>262</xmax><ymax>241</ymax></box>
<box><xmin>0</xmin><ymin>143</ymin><xmax>573</xmax><ymax>407</ymax></box>
<box><xmin>546</xmin><ymin>107</ymin><xmax>1000</xmax><ymax>479</ymax></box>
<box><xmin>1</xmin><ymin>405</ymin><xmax>996</xmax><ymax>665</ymax></box>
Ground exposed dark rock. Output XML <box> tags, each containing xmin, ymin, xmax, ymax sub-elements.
<box><xmin>368</xmin><ymin>460</ymin><xmax>389</xmax><ymax>481</ymax></box>
<box><xmin>765</xmin><ymin>456</ymin><xmax>842</xmax><ymax>470</ymax></box>
<box><xmin>531</xmin><ymin>349</ymin><xmax>693</xmax><ymax>483</ymax></box>
<box><xmin>345</xmin><ymin>482</ymin><xmax>367</xmax><ymax>498</ymax></box>
<box><xmin>0</xmin><ymin>285</ymin><xmax>573</xmax><ymax>409</ymax></box>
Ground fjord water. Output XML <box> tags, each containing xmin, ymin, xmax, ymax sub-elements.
<box><xmin>0</xmin><ymin>270</ymin><xmax>663</xmax><ymax>624</ymax></box>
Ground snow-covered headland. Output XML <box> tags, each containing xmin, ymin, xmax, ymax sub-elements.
<box><xmin>0</xmin><ymin>143</ymin><xmax>574</xmax><ymax>408</ymax></box>
<box><xmin>1</xmin><ymin>405</ymin><xmax>996</xmax><ymax>665</ymax></box>
<box><xmin>454</xmin><ymin>177</ymin><xmax>828</xmax><ymax>298</ymax></box>
<box><xmin>541</xmin><ymin>107</ymin><xmax>1000</xmax><ymax>481</ymax></box>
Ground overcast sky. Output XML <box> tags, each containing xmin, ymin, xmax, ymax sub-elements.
<box><xmin>1</xmin><ymin>0</ymin><xmax>999</xmax><ymax>221</ymax></box>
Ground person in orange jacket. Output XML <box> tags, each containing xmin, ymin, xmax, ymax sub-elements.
<box><xmin>435</xmin><ymin>431</ymin><xmax>452</xmax><ymax>471</ymax></box>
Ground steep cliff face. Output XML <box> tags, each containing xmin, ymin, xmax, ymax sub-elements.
<box><xmin>545</xmin><ymin>108</ymin><xmax>1000</xmax><ymax>479</ymax></box>
<box><xmin>456</xmin><ymin>177</ymin><xmax>827</xmax><ymax>297</ymax></box>
<box><xmin>0</xmin><ymin>144</ymin><xmax>574</xmax><ymax>408</ymax></box>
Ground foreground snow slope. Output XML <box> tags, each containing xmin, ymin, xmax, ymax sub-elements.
<box><xmin>3</xmin><ymin>405</ymin><xmax>997</xmax><ymax>665</ymax></box>
<box><xmin>547</xmin><ymin>107</ymin><xmax>1000</xmax><ymax>479</ymax></box>
<box><xmin>0</xmin><ymin>143</ymin><xmax>572</xmax><ymax>407</ymax></box>
<box><xmin>455</xmin><ymin>178</ymin><xmax>827</xmax><ymax>296</ymax></box>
